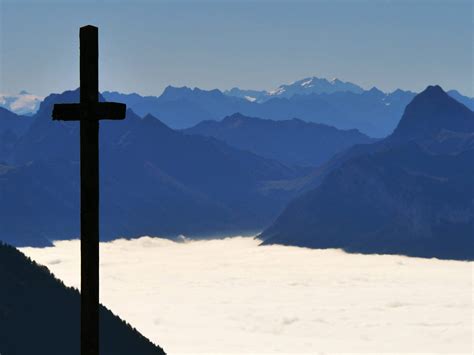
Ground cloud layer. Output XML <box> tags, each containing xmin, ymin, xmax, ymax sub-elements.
<box><xmin>21</xmin><ymin>236</ymin><xmax>473</xmax><ymax>354</ymax></box>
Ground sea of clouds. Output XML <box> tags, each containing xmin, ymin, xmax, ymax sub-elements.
<box><xmin>21</xmin><ymin>236</ymin><xmax>473</xmax><ymax>354</ymax></box>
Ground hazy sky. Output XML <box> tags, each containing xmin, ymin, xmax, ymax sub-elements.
<box><xmin>1</xmin><ymin>0</ymin><xmax>472</xmax><ymax>97</ymax></box>
<box><xmin>21</xmin><ymin>236</ymin><xmax>473</xmax><ymax>354</ymax></box>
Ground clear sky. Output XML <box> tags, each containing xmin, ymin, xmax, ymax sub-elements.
<box><xmin>1</xmin><ymin>0</ymin><xmax>472</xmax><ymax>97</ymax></box>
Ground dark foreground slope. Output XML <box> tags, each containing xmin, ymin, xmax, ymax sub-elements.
<box><xmin>184</xmin><ymin>113</ymin><xmax>375</xmax><ymax>167</ymax></box>
<box><xmin>259</xmin><ymin>86</ymin><xmax>474</xmax><ymax>260</ymax></box>
<box><xmin>0</xmin><ymin>242</ymin><xmax>165</xmax><ymax>355</ymax></box>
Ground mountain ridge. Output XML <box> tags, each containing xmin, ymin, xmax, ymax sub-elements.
<box><xmin>258</xmin><ymin>85</ymin><xmax>474</xmax><ymax>260</ymax></box>
<box><xmin>184</xmin><ymin>112</ymin><xmax>375</xmax><ymax>167</ymax></box>
<box><xmin>0</xmin><ymin>89</ymin><xmax>304</xmax><ymax>247</ymax></box>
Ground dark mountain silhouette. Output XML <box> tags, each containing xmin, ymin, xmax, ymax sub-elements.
<box><xmin>1</xmin><ymin>90</ymin><xmax>302</xmax><ymax>247</ymax></box>
<box><xmin>0</xmin><ymin>242</ymin><xmax>165</xmax><ymax>354</ymax></box>
<box><xmin>391</xmin><ymin>86</ymin><xmax>474</xmax><ymax>140</ymax></box>
<box><xmin>259</xmin><ymin>86</ymin><xmax>474</xmax><ymax>260</ymax></box>
<box><xmin>184</xmin><ymin>113</ymin><xmax>375</xmax><ymax>167</ymax></box>
<box><xmin>4</xmin><ymin>85</ymin><xmax>473</xmax><ymax>248</ymax></box>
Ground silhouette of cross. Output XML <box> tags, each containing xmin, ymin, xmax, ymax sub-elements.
<box><xmin>52</xmin><ymin>25</ymin><xmax>126</xmax><ymax>355</ymax></box>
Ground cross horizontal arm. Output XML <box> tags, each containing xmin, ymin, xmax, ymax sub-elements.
<box><xmin>52</xmin><ymin>102</ymin><xmax>126</xmax><ymax>121</ymax></box>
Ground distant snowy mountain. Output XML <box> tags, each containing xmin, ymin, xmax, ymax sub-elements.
<box><xmin>0</xmin><ymin>91</ymin><xmax>43</xmax><ymax>115</ymax></box>
<box><xmin>268</xmin><ymin>77</ymin><xmax>364</xmax><ymax>98</ymax></box>
<box><xmin>223</xmin><ymin>88</ymin><xmax>268</xmax><ymax>103</ymax></box>
<box><xmin>224</xmin><ymin>77</ymin><xmax>364</xmax><ymax>102</ymax></box>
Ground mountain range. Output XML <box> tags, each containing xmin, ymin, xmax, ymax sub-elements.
<box><xmin>104</xmin><ymin>79</ymin><xmax>473</xmax><ymax>137</ymax></box>
<box><xmin>184</xmin><ymin>113</ymin><xmax>375</xmax><ymax>167</ymax></box>
<box><xmin>1</xmin><ymin>90</ymin><xmax>310</xmax><ymax>247</ymax></box>
<box><xmin>259</xmin><ymin>86</ymin><xmax>474</xmax><ymax>260</ymax></box>
<box><xmin>10</xmin><ymin>77</ymin><xmax>472</xmax><ymax>138</ymax></box>
<box><xmin>104</xmin><ymin>85</ymin><xmax>412</xmax><ymax>137</ymax></box>
<box><xmin>0</xmin><ymin>242</ymin><xmax>165</xmax><ymax>354</ymax></box>
<box><xmin>1</xmin><ymin>83</ymin><xmax>473</xmax><ymax>260</ymax></box>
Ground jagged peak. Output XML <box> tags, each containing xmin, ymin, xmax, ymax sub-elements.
<box><xmin>36</xmin><ymin>88</ymin><xmax>109</xmax><ymax>117</ymax></box>
<box><xmin>141</xmin><ymin>113</ymin><xmax>174</xmax><ymax>132</ymax></box>
<box><xmin>366</xmin><ymin>86</ymin><xmax>385</xmax><ymax>96</ymax></box>
<box><xmin>391</xmin><ymin>84</ymin><xmax>474</xmax><ymax>139</ymax></box>
<box><xmin>159</xmin><ymin>85</ymin><xmax>224</xmax><ymax>101</ymax></box>
<box><xmin>36</xmin><ymin>88</ymin><xmax>80</xmax><ymax>115</ymax></box>
<box><xmin>161</xmin><ymin>85</ymin><xmax>192</xmax><ymax>95</ymax></box>
<box><xmin>419</xmin><ymin>84</ymin><xmax>445</xmax><ymax>97</ymax></box>
<box><xmin>403</xmin><ymin>85</ymin><xmax>452</xmax><ymax>109</ymax></box>
<box><xmin>223</xmin><ymin>112</ymin><xmax>248</xmax><ymax>120</ymax></box>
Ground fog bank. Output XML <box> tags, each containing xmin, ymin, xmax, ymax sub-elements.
<box><xmin>21</xmin><ymin>236</ymin><xmax>473</xmax><ymax>354</ymax></box>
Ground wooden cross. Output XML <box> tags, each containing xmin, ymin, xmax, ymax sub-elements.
<box><xmin>52</xmin><ymin>25</ymin><xmax>126</xmax><ymax>355</ymax></box>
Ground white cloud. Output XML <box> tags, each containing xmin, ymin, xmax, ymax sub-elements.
<box><xmin>0</xmin><ymin>92</ymin><xmax>43</xmax><ymax>114</ymax></box>
<box><xmin>10</xmin><ymin>94</ymin><xmax>41</xmax><ymax>112</ymax></box>
<box><xmin>21</xmin><ymin>236</ymin><xmax>473</xmax><ymax>354</ymax></box>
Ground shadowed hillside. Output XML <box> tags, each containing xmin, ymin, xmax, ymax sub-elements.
<box><xmin>0</xmin><ymin>108</ymin><xmax>32</xmax><ymax>161</ymax></box>
<box><xmin>184</xmin><ymin>113</ymin><xmax>375</xmax><ymax>167</ymax></box>
<box><xmin>259</xmin><ymin>86</ymin><xmax>474</xmax><ymax>260</ymax></box>
<box><xmin>1</xmin><ymin>90</ymin><xmax>303</xmax><ymax>247</ymax></box>
<box><xmin>0</xmin><ymin>242</ymin><xmax>166</xmax><ymax>355</ymax></box>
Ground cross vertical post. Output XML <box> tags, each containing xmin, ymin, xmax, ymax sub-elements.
<box><xmin>52</xmin><ymin>25</ymin><xmax>126</xmax><ymax>355</ymax></box>
<box><xmin>80</xmin><ymin>25</ymin><xmax>100</xmax><ymax>355</ymax></box>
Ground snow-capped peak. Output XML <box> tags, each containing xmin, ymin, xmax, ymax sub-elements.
<box><xmin>301</xmin><ymin>79</ymin><xmax>313</xmax><ymax>87</ymax></box>
<box><xmin>224</xmin><ymin>76</ymin><xmax>365</xmax><ymax>102</ymax></box>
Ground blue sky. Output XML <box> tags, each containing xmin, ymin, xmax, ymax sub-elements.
<box><xmin>1</xmin><ymin>0</ymin><xmax>472</xmax><ymax>97</ymax></box>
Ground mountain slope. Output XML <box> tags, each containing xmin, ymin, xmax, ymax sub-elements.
<box><xmin>0</xmin><ymin>107</ymin><xmax>33</xmax><ymax>161</ymax></box>
<box><xmin>0</xmin><ymin>107</ymin><xmax>32</xmax><ymax>136</ymax></box>
<box><xmin>2</xmin><ymin>90</ymin><xmax>301</xmax><ymax>247</ymax></box>
<box><xmin>259</xmin><ymin>86</ymin><xmax>474</xmax><ymax>260</ymax></box>
<box><xmin>0</xmin><ymin>242</ymin><xmax>165</xmax><ymax>355</ymax></box>
<box><xmin>447</xmin><ymin>90</ymin><xmax>474</xmax><ymax>111</ymax></box>
<box><xmin>184</xmin><ymin>113</ymin><xmax>375</xmax><ymax>167</ymax></box>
